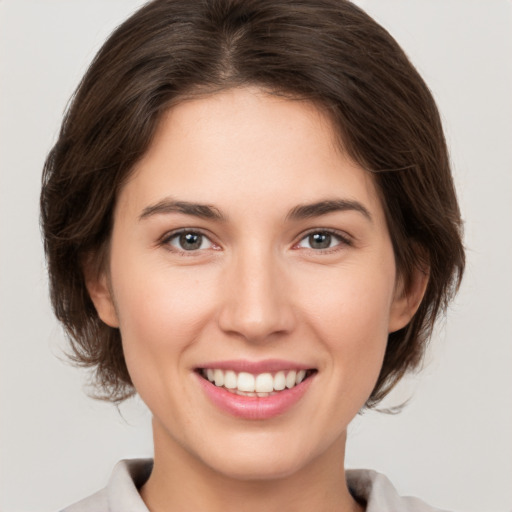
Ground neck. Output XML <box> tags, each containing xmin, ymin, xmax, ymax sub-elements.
<box><xmin>140</xmin><ymin>419</ymin><xmax>364</xmax><ymax>512</ymax></box>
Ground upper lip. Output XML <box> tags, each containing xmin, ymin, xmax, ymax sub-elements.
<box><xmin>196</xmin><ymin>359</ymin><xmax>315</xmax><ymax>374</ymax></box>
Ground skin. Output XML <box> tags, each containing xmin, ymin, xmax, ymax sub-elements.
<box><xmin>87</xmin><ymin>87</ymin><xmax>427</xmax><ymax>512</ymax></box>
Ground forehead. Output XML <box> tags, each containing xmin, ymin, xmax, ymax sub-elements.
<box><xmin>117</xmin><ymin>87</ymin><xmax>384</xmax><ymax>224</ymax></box>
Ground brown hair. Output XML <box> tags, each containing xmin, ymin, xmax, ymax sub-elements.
<box><xmin>41</xmin><ymin>0</ymin><xmax>464</xmax><ymax>405</ymax></box>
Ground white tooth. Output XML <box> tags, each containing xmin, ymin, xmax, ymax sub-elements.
<box><xmin>257</xmin><ymin>392</ymin><xmax>270</xmax><ymax>397</ymax></box>
<box><xmin>296</xmin><ymin>370</ymin><xmax>306</xmax><ymax>384</ymax></box>
<box><xmin>224</xmin><ymin>370</ymin><xmax>237</xmax><ymax>389</ymax></box>
<box><xmin>273</xmin><ymin>371</ymin><xmax>286</xmax><ymax>391</ymax></box>
<box><xmin>255</xmin><ymin>373</ymin><xmax>274</xmax><ymax>393</ymax></box>
<box><xmin>237</xmin><ymin>372</ymin><xmax>255</xmax><ymax>392</ymax></box>
<box><xmin>286</xmin><ymin>370</ymin><xmax>297</xmax><ymax>389</ymax></box>
<box><xmin>206</xmin><ymin>369</ymin><xmax>215</xmax><ymax>382</ymax></box>
<box><xmin>213</xmin><ymin>369</ymin><xmax>224</xmax><ymax>387</ymax></box>
<box><xmin>236</xmin><ymin>390</ymin><xmax>256</xmax><ymax>397</ymax></box>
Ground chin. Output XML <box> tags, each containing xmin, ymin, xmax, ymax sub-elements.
<box><xmin>206</xmin><ymin>451</ymin><xmax>309</xmax><ymax>482</ymax></box>
<box><xmin>195</xmin><ymin>429</ymin><xmax>331</xmax><ymax>482</ymax></box>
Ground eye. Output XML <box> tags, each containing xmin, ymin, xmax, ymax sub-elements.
<box><xmin>164</xmin><ymin>230</ymin><xmax>214</xmax><ymax>251</ymax></box>
<box><xmin>296</xmin><ymin>231</ymin><xmax>349</xmax><ymax>250</ymax></box>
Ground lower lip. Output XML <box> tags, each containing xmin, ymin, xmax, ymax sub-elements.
<box><xmin>196</xmin><ymin>373</ymin><xmax>314</xmax><ymax>420</ymax></box>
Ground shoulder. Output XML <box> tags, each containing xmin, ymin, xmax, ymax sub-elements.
<box><xmin>60</xmin><ymin>459</ymin><xmax>153</xmax><ymax>512</ymax></box>
<box><xmin>347</xmin><ymin>469</ymin><xmax>452</xmax><ymax>512</ymax></box>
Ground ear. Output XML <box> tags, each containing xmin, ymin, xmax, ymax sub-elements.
<box><xmin>388</xmin><ymin>265</ymin><xmax>429</xmax><ymax>333</ymax></box>
<box><xmin>83</xmin><ymin>259</ymin><xmax>119</xmax><ymax>328</ymax></box>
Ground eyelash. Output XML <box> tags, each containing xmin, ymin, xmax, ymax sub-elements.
<box><xmin>294</xmin><ymin>229</ymin><xmax>353</xmax><ymax>253</ymax></box>
<box><xmin>160</xmin><ymin>229</ymin><xmax>217</xmax><ymax>256</ymax></box>
<box><xmin>159</xmin><ymin>228</ymin><xmax>352</xmax><ymax>255</ymax></box>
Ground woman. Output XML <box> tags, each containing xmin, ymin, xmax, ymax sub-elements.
<box><xmin>41</xmin><ymin>1</ymin><xmax>465</xmax><ymax>510</ymax></box>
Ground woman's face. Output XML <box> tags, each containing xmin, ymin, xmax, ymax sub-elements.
<box><xmin>90</xmin><ymin>87</ymin><xmax>416</xmax><ymax>480</ymax></box>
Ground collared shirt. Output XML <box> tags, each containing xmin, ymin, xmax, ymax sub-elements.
<box><xmin>61</xmin><ymin>459</ymin><xmax>450</xmax><ymax>512</ymax></box>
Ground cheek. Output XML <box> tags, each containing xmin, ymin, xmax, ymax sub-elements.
<box><xmin>110</xmin><ymin>260</ymin><xmax>218</xmax><ymax>379</ymax></box>
<box><xmin>298</xmin><ymin>261</ymin><xmax>394</xmax><ymax>377</ymax></box>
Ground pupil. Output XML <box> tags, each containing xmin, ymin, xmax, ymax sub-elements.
<box><xmin>310</xmin><ymin>233</ymin><xmax>331</xmax><ymax>249</ymax></box>
<box><xmin>179</xmin><ymin>232</ymin><xmax>202</xmax><ymax>250</ymax></box>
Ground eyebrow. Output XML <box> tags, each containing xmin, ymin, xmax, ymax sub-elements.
<box><xmin>139</xmin><ymin>198</ymin><xmax>226</xmax><ymax>221</ymax></box>
<box><xmin>139</xmin><ymin>197</ymin><xmax>372</xmax><ymax>223</ymax></box>
<box><xmin>286</xmin><ymin>199</ymin><xmax>372</xmax><ymax>222</ymax></box>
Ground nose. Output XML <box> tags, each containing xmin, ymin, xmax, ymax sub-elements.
<box><xmin>217</xmin><ymin>245</ymin><xmax>296</xmax><ymax>344</ymax></box>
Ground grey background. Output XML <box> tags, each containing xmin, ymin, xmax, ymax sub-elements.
<box><xmin>1</xmin><ymin>1</ymin><xmax>511</xmax><ymax>510</ymax></box>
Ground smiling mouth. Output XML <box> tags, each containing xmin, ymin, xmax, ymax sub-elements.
<box><xmin>197</xmin><ymin>368</ymin><xmax>317</xmax><ymax>397</ymax></box>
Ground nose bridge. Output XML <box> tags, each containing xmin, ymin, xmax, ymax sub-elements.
<box><xmin>218</xmin><ymin>240</ymin><xmax>294</xmax><ymax>342</ymax></box>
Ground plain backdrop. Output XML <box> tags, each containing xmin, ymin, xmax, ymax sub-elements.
<box><xmin>1</xmin><ymin>1</ymin><xmax>511</xmax><ymax>511</ymax></box>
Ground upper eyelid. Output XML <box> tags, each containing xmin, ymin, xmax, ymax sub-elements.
<box><xmin>296</xmin><ymin>228</ymin><xmax>352</xmax><ymax>244</ymax></box>
<box><xmin>159</xmin><ymin>229</ymin><xmax>218</xmax><ymax>257</ymax></box>
<box><xmin>158</xmin><ymin>227</ymin><xmax>353</xmax><ymax>249</ymax></box>
<box><xmin>161</xmin><ymin>227</ymin><xmax>214</xmax><ymax>243</ymax></box>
